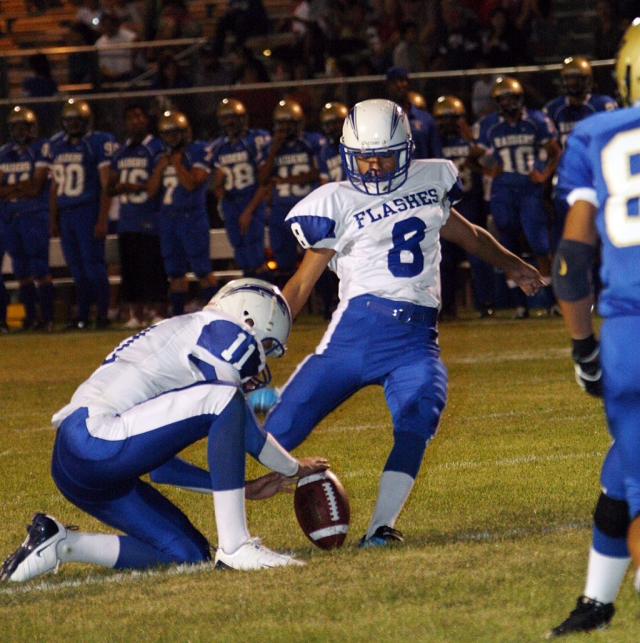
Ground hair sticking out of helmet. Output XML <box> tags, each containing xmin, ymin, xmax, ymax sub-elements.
<box><xmin>616</xmin><ymin>19</ymin><xmax>640</xmax><ymax>107</ymax></box>
<box><xmin>491</xmin><ymin>76</ymin><xmax>524</xmax><ymax>116</ymax></box>
<box><xmin>561</xmin><ymin>56</ymin><xmax>593</xmax><ymax>98</ymax></box>
<box><xmin>339</xmin><ymin>99</ymin><xmax>413</xmax><ymax>195</ymax></box>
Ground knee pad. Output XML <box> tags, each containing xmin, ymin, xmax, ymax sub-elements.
<box><xmin>594</xmin><ymin>492</ymin><xmax>630</xmax><ymax>539</ymax></box>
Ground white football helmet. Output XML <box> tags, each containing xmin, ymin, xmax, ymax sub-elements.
<box><xmin>205</xmin><ymin>278</ymin><xmax>291</xmax><ymax>359</ymax></box>
<box><xmin>340</xmin><ymin>99</ymin><xmax>413</xmax><ymax>194</ymax></box>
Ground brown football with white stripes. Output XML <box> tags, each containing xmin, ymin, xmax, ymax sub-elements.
<box><xmin>294</xmin><ymin>471</ymin><xmax>350</xmax><ymax>550</ymax></box>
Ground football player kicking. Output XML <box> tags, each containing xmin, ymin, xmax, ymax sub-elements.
<box><xmin>547</xmin><ymin>21</ymin><xmax>640</xmax><ymax>638</ymax></box>
<box><xmin>0</xmin><ymin>279</ymin><xmax>328</xmax><ymax>581</ymax></box>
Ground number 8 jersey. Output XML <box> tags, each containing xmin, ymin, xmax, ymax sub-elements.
<box><xmin>48</xmin><ymin>130</ymin><xmax>116</xmax><ymax>210</ymax></box>
<box><xmin>557</xmin><ymin>107</ymin><xmax>640</xmax><ymax>317</ymax></box>
<box><xmin>286</xmin><ymin>159</ymin><xmax>462</xmax><ymax>308</ymax></box>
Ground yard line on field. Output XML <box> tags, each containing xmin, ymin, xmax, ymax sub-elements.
<box><xmin>0</xmin><ymin>450</ymin><xmax>10</xmax><ymax>458</ymax></box>
<box><xmin>444</xmin><ymin>347</ymin><xmax>570</xmax><ymax>364</ymax></box>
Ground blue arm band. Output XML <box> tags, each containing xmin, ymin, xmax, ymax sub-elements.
<box><xmin>552</xmin><ymin>239</ymin><xmax>596</xmax><ymax>302</ymax></box>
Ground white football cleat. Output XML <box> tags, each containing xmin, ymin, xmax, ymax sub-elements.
<box><xmin>214</xmin><ymin>538</ymin><xmax>304</xmax><ymax>571</ymax></box>
<box><xmin>0</xmin><ymin>513</ymin><xmax>68</xmax><ymax>582</ymax></box>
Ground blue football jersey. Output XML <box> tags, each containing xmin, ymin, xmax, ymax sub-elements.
<box><xmin>111</xmin><ymin>135</ymin><xmax>164</xmax><ymax>234</ymax></box>
<box><xmin>557</xmin><ymin>106</ymin><xmax>640</xmax><ymax>317</ymax></box>
<box><xmin>49</xmin><ymin>131</ymin><xmax>116</xmax><ymax>210</ymax></box>
<box><xmin>543</xmin><ymin>94</ymin><xmax>617</xmax><ymax>147</ymax></box>
<box><xmin>0</xmin><ymin>138</ymin><xmax>50</xmax><ymax>215</ymax></box>
<box><xmin>159</xmin><ymin>141</ymin><xmax>211</xmax><ymax>215</ymax></box>
<box><xmin>210</xmin><ymin>129</ymin><xmax>270</xmax><ymax>205</ymax></box>
<box><xmin>317</xmin><ymin>140</ymin><xmax>345</xmax><ymax>183</ymax></box>
<box><xmin>473</xmin><ymin>109</ymin><xmax>558</xmax><ymax>187</ymax></box>
<box><xmin>265</xmin><ymin>132</ymin><xmax>324</xmax><ymax>211</ymax></box>
<box><xmin>440</xmin><ymin>134</ymin><xmax>482</xmax><ymax>197</ymax></box>
<box><xmin>408</xmin><ymin>105</ymin><xmax>443</xmax><ymax>159</ymax></box>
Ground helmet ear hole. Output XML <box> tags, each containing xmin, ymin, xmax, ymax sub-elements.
<box><xmin>244</xmin><ymin>316</ymin><xmax>254</xmax><ymax>327</ymax></box>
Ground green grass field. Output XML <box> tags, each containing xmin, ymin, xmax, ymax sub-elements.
<box><xmin>0</xmin><ymin>312</ymin><xmax>637</xmax><ymax>643</ymax></box>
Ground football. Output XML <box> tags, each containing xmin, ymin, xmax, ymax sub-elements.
<box><xmin>294</xmin><ymin>470</ymin><xmax>350</xmax><ymax>550</ymax></box>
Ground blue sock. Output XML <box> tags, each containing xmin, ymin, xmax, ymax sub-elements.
<box><xmin>208</xmin><ymin>392</ymin><xmax>246</xmax><ymax>491</ymax></box>
<box><xmin>38</xmin><ymin>282</ymin><xmax>55</xmax><ymax>323</ymax></box>
<box><xmin>19</xmin><ymin>282</ymin><xmax>37</xmax><ymax>323</ymax></box>
<box><xmin>384</xmin><ymin>432</ymin><xmax>427</xmax><ymax>478</ymax></box>
<box><xmin>592</xmin><ymin>525</ymin><xmax>629</xmax><ymax>558</ymax></box>
<box><xmin>171</xmin><ymin>291</ymin><xmax>187</xmax><ymax>316</ymax></box>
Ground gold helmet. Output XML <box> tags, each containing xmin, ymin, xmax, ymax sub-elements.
<box><xmin>561</xmin><ymin>56</ymin><xmax>592</xmax><ymax>98</ymax></box>
<box><xmin>432</xmin><ymin>95</ymin><xmax>466</xmax><ymax>118</ymax></box>
<box><xmin>320</xmin><ymin>102</ymin><xmax>348</xmax><ymax>140</ymax></box>
<box><xmin>217</xmin><ymin>98</ymin><xmax>248</xmax><ymax>138</ymax></box>
<box><xmin>273</xmin><ymin>99</ymin><xmax>304</xmax><ymax>139</ymax></box>
<box><xmin>61</xmin><ymin>99</ymin><xmax>92</xmax><ymax>136</ymax></box>
<box><xmin>7</xmin><ymin>105</ymin><xmax>38</xmax><ymax>144</ymax></box>
<box><xmin>491</xmin><ymin>76</ymin><xmax>524</xmax><ymax>115</ymax></box>
<box><xmin>616</xmin><ymin>18</ymin><xmax>640</xmax><ymax>107</ymax></box>
<box><xmin>158</xmin><ymin>110</ymin><xmax>190</xmax><ymax>149</ymax></box>
<box><xmin>407</xmin><ymin>91</ymin><xmax>427</xmax><ymax>110</ymax></box>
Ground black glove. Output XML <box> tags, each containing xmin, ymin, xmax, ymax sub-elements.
<box><xmin>571</xmin><ymin>334</ymin><xmax>603</xmax><ymax>398</ymax></box>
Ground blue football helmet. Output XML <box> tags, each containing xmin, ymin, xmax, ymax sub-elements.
<box><xmin>340</xmin><ymin>99</ymin><xmax>413</xmax><ymax>195</ymax></box>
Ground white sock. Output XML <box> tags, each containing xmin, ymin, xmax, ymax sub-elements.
<box><xmin>56</xmin><ymin>532</ymin><xmax>120</xmax><ymax>568</ymax></box>
<box><xmin>213</xmin><ymin>488</ymin><xmax>250</xmax><ymax>555</ymax></box>
<box><xmin>366</xmin><ymin>471</ymin><xmax>414</xmax><ymax>539</ymax></box>
<box><xmin>583</xmin><ymin>547</ymin><xmax>631</xmax><ymax>604</ymax></box>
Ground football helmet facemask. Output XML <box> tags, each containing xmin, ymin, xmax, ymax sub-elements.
<box><xmin>61</xmin><ymin>99</ymin><xmax>92</xmax><ymax>137</ymax></box>
<box><xmin>320</xmin><ymin>102</ymin><xmax>349</xmax><ymax>143</ymax></box>
<box><xmin>158</xmin><ymin>110</ymin><xmax>190</xmax><ymax>150</ymax></box>
<box><xmin>205</xmin><ymin>278</ymin><xmax>292</xmax><ymax>389</ymax></box>
<box><xmin>561</xmin><ymin>56</ymin><xmax>593</xmax><ymax>98</ymax></box>
<box><xmin>616</xmin><ymin>19</ymin><xmax>640</xmax><ymax>107</ymax></box>
<box><xmin>7</xmin><ymin>106</ymin><xmax>38</xmax><ymax>145</ymax></box>
<box><xmin>217</xmin><ymin>98</ymin><xmax>248</xmax><ymax>139</ymax></box>
<box><xmin>340</xmin><ymin>99</ymin><xmax>413</xmax><ymax>195</ymax></box>
<box><xmin>492</xmin><ymin>77</ymin><xmax>524</xmax><ymax>116</ymax></box>
<box><xmin>273</xmin><ymin>99</ymin><xmax>304</xmax><ymax>140</ymax></box>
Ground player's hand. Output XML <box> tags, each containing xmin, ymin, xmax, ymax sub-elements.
<box><xmin>94</xmin><ymin>220</ymin><xmax>108</xmax><ymax>239</ymax></box>
<box><xmin>457</xmin><ymin>118</ymin><xmax>474</xmax><ymax>142</ymax></box>
<box><xmin>507</xmin><ymin>261</ymin><xmax>544</xmax><ymax>296</ymax></box>
<box><xmin>238</xmin><ymin>210</ymin><xmax>252</xmax><ymax>235</ymax></box>
<box><xmin>245</xmin><ymin>472</ymin><xmax>296</xmax><ymax>500</ymax></box>
<box><xmin>157</xmin><ymin>154</ymin><xmax>171</xmax><ymax>170</ymax></box>
<box><xmin>296</xmin><ymin>457</ymin><xmax>329</xmax><ymax>478</ymax></box>
<box><xmin>479</xmin><ymin>153</ymin><xmax>502</xmax><ymax>178</ymax></box>
<box><xmin>571</xmin><ymin>334</ymin><xmax>603</xmax><ymax>397</ymax></box>
<box><xmin>528</xmin><ymin>169</ymin><xmax>546</xmax><ymax>184</ymax></box>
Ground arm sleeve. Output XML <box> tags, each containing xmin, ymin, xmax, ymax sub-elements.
<box><xmin>557</xmin><ymin>126</ymin><xmax>598</xmax><ymax>207</ymax></box>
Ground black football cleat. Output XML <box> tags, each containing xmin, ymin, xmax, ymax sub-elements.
<box><xmin>546</xmin><ymin>596</ymin><xmax>614</xmax><ymax>639</ymax></box>
<box><xmin>358</xmin><ymin>526</ymin><xmax>404</xmax><ymax>549</ymax></box>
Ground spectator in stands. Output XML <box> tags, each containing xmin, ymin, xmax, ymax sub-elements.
<box><xmin>103</xmin><ymin>0</ymin><xmax>145</xmax><ymax>38</ymax></box>
<box><xmin>209</xmin><ymin>0</ymin><xmax>269</xmax><ymax>58</ymax></box>
<box><xmin>430</xmin><ymin>0</ymin><xmax>482</xmax><ymax>71</ymax></box>
<box><xmin>150</xmin><ymin>52</ymin><xmax>191</xmax><ymax>91</ymax></box>
<box><xmin>75</xmin><ymin>0</ymin><xmax>104</xmax><ymax>41</ymax></box>
<box><xmin>95</xmin><ymin>12</ymin><xmax>138</xmax><ymax>83</ymax></box>
<box><xmin>154</xmin><ymin>0</ymin><xmax>201</xmax><ymax>41</ymax></box>
<box><xmin>108</xmin><ymin>104</ymin><xmax>168</xmax><ymax>329</ymax></box>
<box><xmin>22</xmin><ymin>54</ymin><xmax>58</xmax><ymax>99</ymax></box>
<box><xmin>481</xmin><ymin>8</ymin><xmax>526</xmax><ymax>67</ymax></box>
<box><xmin>470</xmin><ymin>59</ymin><xmax>498</xmax><ymax>120</ymax></box>
<box><xmin>67</xmin><ymin>22</ymin><xmax>100</xmax><ymax>85</ymax></box>
<box><xmin>392</xmin><ymin>20</ymin><xmax>421</xmax><ymax>73</ymax></box>
<box><xmin>385</xmin><ymin>66</ymin><xmax>442</xmax><ymax>159</ymax></box>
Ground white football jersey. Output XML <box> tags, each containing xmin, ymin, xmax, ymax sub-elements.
<box><xmin>286</xmin><ymin>159</ymin><xmax>462</xmax><ymax>308</ymax></box>
<box><xmin>52</xmin><ymin>310</ymin><xmax>266</xmax><ymax>427</ymax></box>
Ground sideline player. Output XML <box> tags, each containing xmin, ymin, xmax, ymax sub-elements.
<box><xmin>467</xmin><ymin>77</ymin><xmax>561</xmax><ymax>318</ymax></box>
<box><xmin>49</xmin><ymin>99</ymin><xmax>116</xmax><ymax>330</ymax></box>
<box><xmin>543</xmin><ymin>57</ymin><xmax>617</xmax><ymax>252</ymax></box>
<box><xmin>147</xmin><ymin>110</ymin><xmax>219</xmax><ymax>316</ymax></box>
<box><xmin>0</xmin><ymin>205</ymin><xmax>8</xmax><ymax>333</ymax></box>
<box><xmin>0</xmin><ymin>279</ymin><xmax>328</xmax><ymax>580</ymax></box>
<box><xmin>317</xmin><ymin>102</ymin><xmax>349</xmax><ymax>185</ymax></box>
<box><xmin>547</xmin><ymin>21</ymin><xmax>640</xmax><ymax>637</ymax></box>
<box><xmin>210</xmin><ymin>98</ymin><xmax>272</xmax><ymax>278</ymax></box>
<box><xmin>0</xmin><ymin>106</ymin><xmax>54</xmax><ymax>331</ymax></box>
<box><xmin>264</xmin><ymin>99</ymin><xmax>541</xmax><ymax>546</ymax></box>
<box><xmin>108</xmin><ymin>104</ymin><xmax>168</xmax><ymax>329</ymax></box>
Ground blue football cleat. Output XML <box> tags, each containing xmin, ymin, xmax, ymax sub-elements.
<box><xmin>358</xmin><ymin>526</ymin><xmax>404</xmax><ymax>549</ymax></box>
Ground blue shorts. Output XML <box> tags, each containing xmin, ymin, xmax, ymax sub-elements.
<box><xmin>5</xmin><ymin>210</ymin><xmax>50</xmax><ymax>280</ymax></box>
<box><xmin>265</xmin><ymin>294</ymin><xmax>447</xmax><ymax>451</ymax></box>
<box><xmin>159</xmin><ymin>210</ymin><xmax>211</xmax><ymax>279</ymax></box>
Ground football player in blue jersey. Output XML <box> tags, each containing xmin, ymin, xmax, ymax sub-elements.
<box><xmin>386</xmin><ymin>66</ymin><xmax>443</xmax><ymax>160</ymax></box>
<box><xmin>317</xmin><ymin>102</ymin><xmax>349</xmax><ymax>185</ymax></box>
<box><xmin>0</xmin><ymin>279</ymin><xmax>328</xmax><ymax>580</ymax></box>
<box><xmin>210</xmin><ymin>98</ymin><xmax>272</xmax><ymax>279</ymax></box>
<box><xmin>543</xmin><ymin>57</ymin><xmax>618</xmax><ymax>252</ymax></box>
<box><xmin>49</xmin><ymin>99</ymin><xmax>117</xmax><ymax>330</ymax></box>
<box><xmin>107</xmin><ymin>104</ymin><xmax>168</xmax><ymax>330</ymax></box>
<box><xmin>433</xmin><ymin>96</ymin><xmax>494</xmax><ymax>319</ymax></box>
<box><xmin>468</xmin><ymin>77</ymin><xmax>561</xmax><ymax>318</ymax></box>
<box><xmin>0</xmin><ymin>206</ymin><xmax>8</xmax><ymax>333</ymax></box>
<box><xmin>547</xmin><ymin>22</ymin><xmax>640</xmax><ymax>638</ymax></box>
<box><xmin>0</xmin><ymin>107</ymin><xmax>55</xmax><ymax>331</ymax></box>
<box><xmin>258</xmin><ymin>99</ymin><xmax>324</xmax><ymax>288</ymax></box>
<box><xmin>147</xmin><ymin>110</ymin><xmax>220</xmax><ymax>317</ymax></box>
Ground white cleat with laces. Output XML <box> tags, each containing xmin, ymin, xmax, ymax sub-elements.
<box><xmin>214</xmin><ymin>538</ymin><xmax>304</xmax><ymax>571</ymax></box>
